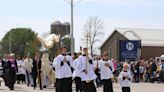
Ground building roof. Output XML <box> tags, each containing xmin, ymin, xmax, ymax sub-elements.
<box><xmin>51</xmin><ymin>21</ymin><xmax>62</xmax><ymax>25</ymax></box>
<box><xmin>51</xmin><ymin>21</ymin><xmax>70</xmax><ymax>26</ymax></box>
<box><xmin>63</xmin><ymin>22</ymin><xmax>70</xmax><ymax>26</ymax></box>
<box><xmin>101</xmin><ymin>28</ymin><xmax>164</xmax><ymax>48</ymax></box>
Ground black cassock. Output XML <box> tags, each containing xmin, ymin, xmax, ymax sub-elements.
<box><xmin>32</xmin><ymin>59</ymin><xmax>42</xmax><ymax>90</ymax></box>
<box><xmin>2</xmin><ymin>60</ymin><xmax>10</xmax><ymax>86</ymax></box>
<box><xmin>7</xmin><ymin>60</ymin><xmax>18</xmax><ymax>90</ymax></box>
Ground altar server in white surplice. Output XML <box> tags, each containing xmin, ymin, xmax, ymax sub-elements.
<box><xmin>52</xmin><ymin>46</ymin><xmax>73</xmax><ymax>92</ymax></box>
<box><xmin>77</xmin><ymin>47</ymin><xmax>97</xmax><ymax>92</ymax></box>
<box><xmin>98</xmin><ymin>51</ymin><xmax>114</xmax><ymax>92</ymax></box>
<box><xmin>118</xmin><ymin>63</ymin><xmax>132</xmax><ymax>92</ymax></box>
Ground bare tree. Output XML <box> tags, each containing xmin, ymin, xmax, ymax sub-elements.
<box><xmin>83</xmin><ymin>16</ymin><xmax>104</xmax><ymax>56</ymax></box>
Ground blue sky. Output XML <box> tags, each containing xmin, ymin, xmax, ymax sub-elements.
<box><xmin>0</xmin><ymin>0</ymin><xmax>164</xmax><ymax>52</ymax></box>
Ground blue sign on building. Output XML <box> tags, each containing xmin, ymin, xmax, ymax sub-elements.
<box><xmin>119</xmin><ymin>40</ymin><xmax>140</xmax><ymax>61</ymax></box>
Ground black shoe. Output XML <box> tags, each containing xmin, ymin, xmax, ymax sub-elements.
<box><xmin>40</xmin><ymin>87</ymin><xmax>43</xmax><ymax>90</ymax></box>
<box><xmin>43</xmin><ymin>85</ymin><xmax>46</xmax><ymax>88</ymax></box>
<box><xmin>17</xmin><ymin>81</ymin><xmax>20</xmax><ymax>84</ymax></box>
<box><xmin>10</xmin><ymin>88</ymin><xmax>14</xmax><ymax>90</ymax></box>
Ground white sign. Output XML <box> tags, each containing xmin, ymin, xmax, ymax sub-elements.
<box><xmin>126</xmin><ymin>42</ymin><xmax>134</xmax><ymax>51</ymax></box>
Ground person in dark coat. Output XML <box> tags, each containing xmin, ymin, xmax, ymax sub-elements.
<box><xmin>94</xmin><ymin>56</ymin><xmax>101</xmax><ymax>88</ymax></box>
<box><xmin>2</xmin><ymin>54</ymin><xmax>10</xmax><ymax>86</ymax></box>
<box><xmin>134</xmin><ymin>61</ymin><xmax>140</xmax><ymax>83</ymax></box>
<box><xmin>38</xmin><ymin>56</ymin><xmax>42</xmax><ymax>89</ymax></box>
<box><xmin>0</xmin><ymin>55</ymin><xmax>5</xmax><ymax>86</ymax></box>
<box><xmin>7</xmin><ymin>53</ymin><xmax>18</xmax><ymax>90</ymax></box>
<box><xmin>32</xmin><ymin>55</ymin><xmax>38</xmax><ymax>89</ymax></box>
<box><xmin>32</xmin><ymin>52</ymin><xmax>43</xmax><ymax>90</ymax></box>
<box><xmin>150</xmin><ymin>58</ymin><xmax>157</xmax><ymax>83</ymax></box>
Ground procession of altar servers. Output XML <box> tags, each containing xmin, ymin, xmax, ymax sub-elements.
<box><xmin>51</xmin><ymin>47</ymin><xmax>131</xmax><ymax>92</ymax></box>
<box><xmin>0</xmin><ymin>47</ymin><xmax>132</xmax><ymax>92</ymax></box>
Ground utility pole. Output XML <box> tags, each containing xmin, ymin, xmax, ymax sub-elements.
<box><xmin>70</xmin><ymin>0</ymin><xmax>74</xmax><ymax>56</ymax></box>
<box><xmin>85</xmin><ymin>32</ymin><xmax>91</xmax><ymax>49</ymax></box>
<box><xmin>64</xmin><ymin>0</ymin><xmax>81</xmax><ymax>56</ymax></box>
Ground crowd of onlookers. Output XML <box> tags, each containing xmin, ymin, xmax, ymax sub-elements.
<box><xmin>131</xmin><ymin>58</ymin><xmax>164</xmax><ymax>83</ymax></box>
<box><xmin>94</xmin><ymin>57</ymin><xmax>164</xmax><ymax>87</ymax></box>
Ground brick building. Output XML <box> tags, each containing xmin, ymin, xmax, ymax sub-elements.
<box><xmin>100</xmin><ymin>28</ymin><xmax>164</xmax><ymax>61</ymax></box>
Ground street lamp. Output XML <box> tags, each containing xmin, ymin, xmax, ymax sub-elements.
<box><xmin>64</xmin><ymin>0</ymin><xmax>81</xmax><ymax>56</ymax></box>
